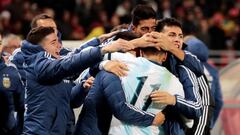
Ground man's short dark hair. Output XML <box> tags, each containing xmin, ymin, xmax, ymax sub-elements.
<box><xmin>156</xmin><ymin>18</ymin><xmax>182</xmax><ymax>32</ymax></box>
<box><xmin>131</xmin><ymin>4</ymin><xmax>156</xmax><ymax>26</ymax></box>
<box><xmin>31</xmin><ymin>14</ymin><xmax>53</xmax><ymax>28</ymax></box>
<box><xmin>26</xmin><ymin>27</ymin><xmax>55</xmax><ymax>45</ymax></box>
<box><xmin>141</xmin><ymin>47</ymin><xmax>167</xmax><ymax>56</ymax></box>
<box><xmin>113</xmin><ymin>31</ymin><xmax>140</xmax><ymax>41</ymax></box>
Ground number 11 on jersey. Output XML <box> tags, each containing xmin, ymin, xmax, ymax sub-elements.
<box><xmin>130</xmin><ymin>76</ymin><xmax>161</xmax><ymax>111</ymax></box>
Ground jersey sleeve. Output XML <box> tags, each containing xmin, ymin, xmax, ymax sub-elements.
<box><xmin>173</xmin><ymin>65</ymin><xmax>202</xmax><ymax>119</ymax></box>
<box><xmin>73</xmin><ymin>37</ymin><xmax>100</xmax><ymax>54</ymax></box>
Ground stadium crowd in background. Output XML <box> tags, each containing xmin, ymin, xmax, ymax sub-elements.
<box><xmin>0</xmin><ymin>0</ymin><xmax>239</xmax><ymax>50</ymax></box>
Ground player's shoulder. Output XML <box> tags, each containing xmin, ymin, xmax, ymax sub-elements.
<box><xmin>106</xmin><ymin>52</ymin><xmax>136</xmax><ymax>61</ymax></box>
<box><xmin>98</xmin><ymin>70</ymin><xmax>119</xmax><ymax>82</ymax></box>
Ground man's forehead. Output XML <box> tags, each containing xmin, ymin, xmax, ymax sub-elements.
<box><xmin>138</xmin><ymin>19</ymin><xmax>156</xmax><ymax>26</ymax></box>
<box><xmin>45</xmin><ymin>33</ymin><xmax>57</xmax><ymax>39</ymax></box>
<box><xmin>162</xmin><ymin>26</ymin><xmax>182</xmax><ymax>33</ymax></box>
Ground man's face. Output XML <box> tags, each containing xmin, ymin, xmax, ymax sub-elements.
<box><xmin>132</xmin><ymin>18</ymin><xmax>156</xmax><ymax>36</ymax></box>
<box><xmin>36</xmin><ymin>19</ymin><xmax>63</xmax><ymax>48</ymax></box>
<box><xmin>161</xmin><ymin>26</ymin><xmax>184</xmax><ymax>49</ymax></box>
<box><xmin>41</xmin><ymin>33</ymin><xmax>61</xmax><ymax>59</ymax></box>
<box><xmin>36</xmin><ymin>19</ymin><xmax>58</xmax><ymax>35</ymax></box>
<box><xmin>7</xmin><ymin>38</ymin><xmax>21</xmax><ymax>54</ymax></box>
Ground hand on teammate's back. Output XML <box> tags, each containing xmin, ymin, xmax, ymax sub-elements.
<box><xmin>103</xmin><ymin>60</ymin><xmax>128</xmax><ymax>77</ymax></box>
<box><xmin>150</xmin><ymin>91</ymin><xmax>176</xmax><ymax>106</ymax></box>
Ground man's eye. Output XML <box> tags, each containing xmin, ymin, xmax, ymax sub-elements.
<box><xmin>141</xmin><ymin>27</ymin><xmax>149</xmax><ymax>31</ymax></box>
<box><xmin>51</xmin><ymin>42</ymin><xmax>56</xmax><ymax>46</ymax></box>
<box><xmin>151</xmin><ymin>27</ymin><xmax>156</xmax><ymax>31</ymax></box>
<box><xmin>168</xmin><ymin>34</ymin><xmax>176</xmax><ymax>37</ymax></box>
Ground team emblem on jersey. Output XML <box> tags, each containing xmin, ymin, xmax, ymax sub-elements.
<box><xmin>3</xmin><ymin>76</ymin><xmax>11</xmax><ymax>88</ymax></box>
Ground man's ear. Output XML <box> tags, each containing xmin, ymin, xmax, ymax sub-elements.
<box><xmin>134</xmin><ymin>48</ymin><xmax>141</xmax><ymax>57</ymax></box>
<box><xmin>162</xmin><ymin>52</ymin><xmax>168</xmax><ymax>62</ymax></box>
<box><xmin>139</xmin><ymin>49</ymin><xmax>144</xmax><ymax>57</ymax></box>
<box><xmin>131</xmin><ymin>25</ymin><xmax>136</xmax><ymax>31</ymax></box>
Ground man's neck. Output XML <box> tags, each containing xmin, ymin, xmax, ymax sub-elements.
<box><xmin>145</xmin><ymin>55</ymin><xmax>162</xmax><ymax>64</ymax></box>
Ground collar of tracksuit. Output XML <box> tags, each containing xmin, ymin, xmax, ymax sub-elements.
<box><xmin>22</xmin><ymin>40</ymin><xmax>45</xmax><ymax>60</ymax></box>
<box><xmin>149</xmin><ymin>60</ymin><xmax>162</xmax><ymax>66</ymax></box>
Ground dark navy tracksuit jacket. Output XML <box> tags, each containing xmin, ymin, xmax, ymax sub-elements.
<box><xmin>0</xmin><ymin>58</ymin><xmax>25</xmax><ymax>135</ymax></box>
<box><xmin>21</xmin><ymin>40</ymin><xmax>103</xmax><ymax>135</ymax></box>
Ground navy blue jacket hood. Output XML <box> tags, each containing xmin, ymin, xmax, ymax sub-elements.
<box><xmin>185</xmin><ymin>37</ymin><xmax>209</xmax><ymax>62</ymax></box>
<box><xmin>21</xmin><ymin>40</ymin><xmax>44</xmax><ymax>56</ymax></box>
<box><xmin>21</xmin><ymin>40</ymin><xmax>46</xmax><ymax>66</ymax></box>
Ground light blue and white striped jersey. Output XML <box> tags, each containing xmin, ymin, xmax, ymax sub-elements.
<box><xmin>107</xmin><ymin>52</ymin><xmax>184</xmax><ymax>135</ymax></box>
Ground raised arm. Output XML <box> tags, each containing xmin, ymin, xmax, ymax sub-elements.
<box><xmin>35</xmin><ymin>39</ymin><xmax>136</xmax><ymax>83</ymax></box>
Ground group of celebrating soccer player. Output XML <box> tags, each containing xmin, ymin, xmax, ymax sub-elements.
<box><xmin>0</xmin><ymin>3</ymin><xmax>223</xmax><ymax>135</ymax></box>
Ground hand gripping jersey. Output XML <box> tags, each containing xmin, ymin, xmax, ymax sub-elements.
<box><xmin>106</xmin><ymin>52</ymin><xmax>185</xmax><ymax>135</ymax></box>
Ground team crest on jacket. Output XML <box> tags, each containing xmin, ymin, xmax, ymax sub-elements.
<box><xmin>3</xmin><ymin>75</ymin><xmax>11</xmax><ymax>88</ymax></box>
